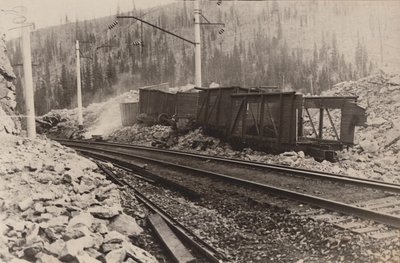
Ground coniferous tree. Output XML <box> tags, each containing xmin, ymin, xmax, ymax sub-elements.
<box><xmin>331</xmin><ymin>33</ymin><xmax>339</xmax><ymax>72</ymax></box>
<box><xmin>105</xmin><ymin>55</ymin><xmax>117</xmax><ymax>94</ymax></box>
<box><xmin>92</xmin><ymin>54</ymin><xmax>104</xmax><ymax>98</ymax></box>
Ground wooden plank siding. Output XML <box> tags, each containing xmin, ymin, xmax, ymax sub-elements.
<box><xmin>120</xmin><ymin>102</ymin><xmax>138</xmax><ymax>126</ymax></box>
<box><xmin>139</xmin><ymin>89</ymin><xmax>198</xmax><ymax>119</ymax></box>
<box><xmin>175</xmin><ymin>92</ymin><xmax>199</xmax><ymax>118</ymax></box>
<box><xmin>196</xmin><ymin>87</ymin><xmax>250</xmax><ymax>136</ymax></box>
<box><xmin>139</xmin><ymin>89</ymin><xmax>175</xmax><ymax>118</ymax></box>
<box><xmin>229</xmin><ymin>92</ymin><xmax>301</xmax><ymax>145</ymax></box>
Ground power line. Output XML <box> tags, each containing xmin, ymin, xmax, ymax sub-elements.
<box><xmin>117</xmin><ymin>15</ymin><xmax>196</xmax><ymax>45</ymax></box>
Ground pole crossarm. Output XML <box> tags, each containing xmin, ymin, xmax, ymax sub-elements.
<box><xmin>117</xmin><ymin>15</ymin><xmax>196</xmax><ymax>45</ymax></box>
<box><xmin>79</xmin><ymin>50</ymin><xmax>93</xmax><ymax>60</ymax></box>
<box><xmin>96</xmin><ymin>45</ymin><xmax>117</xmax><ymax>50</ymax></box>
<box><xmin>199</xmin><ymin>22</ymin><xmax>225</xmax><ymax>26</ymax></box>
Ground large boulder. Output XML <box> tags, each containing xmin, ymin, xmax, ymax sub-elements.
<box><xmin>108</xmin><ymin>213</ymin><xmax>143</xmax><ymax>237</ymax></box>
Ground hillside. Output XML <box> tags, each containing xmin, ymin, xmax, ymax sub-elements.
<box><xmin>6</xmin><ymin>1</ymin><xmax>400</xmax><ymax>116</ymax></box>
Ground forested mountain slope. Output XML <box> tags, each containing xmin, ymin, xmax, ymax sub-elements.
<box><xmin>6</xmin><ymin>1</ymin><xmax>400</xmax><ymax>115</ymax></box>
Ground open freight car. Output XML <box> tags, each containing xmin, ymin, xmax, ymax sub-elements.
<box><xmin>197</xmin><ymin>87</ymin><xmax>366</xmax><ymax>161</ymax></box>
<box><xmin>138</xmin><ymin>88</ymin><xmax>199</xmax><ymax>122</ymax></box>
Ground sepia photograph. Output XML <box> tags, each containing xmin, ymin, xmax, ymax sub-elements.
<box><xmin>0</xmin><ymin>0</ymin><xmax>399</xmax><ymax>262</ymax></box>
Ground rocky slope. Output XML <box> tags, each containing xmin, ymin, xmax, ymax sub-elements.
<box><xmin>0</xmin><ymin>134</ymin><xmax>157</xmax><ymax>263</ymax></box>
<box><xmin>323</xmin><ymin>73</ymin><xmax>400</xmax><ymax>182</ymax></box>
<box><xmin>0</xmin><ymin>30</ymin><xmax>20</xmax><ymax>134</ymax></box>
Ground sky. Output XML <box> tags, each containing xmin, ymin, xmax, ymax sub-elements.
<box><xmin>0</xmin><ymin>0</ymin><xmax>175</xmax><ymax>39</ymax></box>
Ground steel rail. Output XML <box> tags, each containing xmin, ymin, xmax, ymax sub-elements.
<box><xmin>57</xmin><ymin>139</ymin><xmax>400</xmax><ymax>194</ymax></box>
<box><xmin>83</xmin><ymin>151</ymin><xmax>201</xmax><ymax>199</ymax></box>
<box><xmin>63</xmin><ymin>142</ymin><xmax>400</xmax><ymax>229</ymax></box>
<box><xmin>96</xmin><ymin>161</ymin><xmax>226</xmax><ymax>263</ymax></box>
<box><xmin>85</xmin><ymin>153</ymin><xmax>155</xmax><ymax>183</ymax></box>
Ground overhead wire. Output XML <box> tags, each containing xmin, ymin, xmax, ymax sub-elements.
<box><xmin>76</xmin><ymin>0</ymin><xmax>227</xmax><ymax>62</ymax></box>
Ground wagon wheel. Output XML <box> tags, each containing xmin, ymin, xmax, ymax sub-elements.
<box><xmin>158</xmin><ymin>113</ymin><xmax>169</xmax><ymax>124</ymax></box>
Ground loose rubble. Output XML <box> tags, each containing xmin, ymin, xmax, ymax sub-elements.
<box><xmin>0</xmin><ymin>134</ymin><xmax>157</xmax><ymax>263</ymax></box>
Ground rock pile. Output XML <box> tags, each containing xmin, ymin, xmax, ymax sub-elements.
<box><xmin>37</xmin><ymin>109</ymin><xmax>80</xmax><ymax>138</ymax></box>
<box><xmin>0</xmin><ymin>30</ymin><xmax>20</xmax><ymax>134</ymax></box>
<box><xmin>36</xmin><ymin>90</ymin><xmax>140</xmax><ymax>139</ymax></box>
<box><xmin>324</xmin><ymin>73</ymin><xmax>400</xmax><ymax>152</ymax></box>
<box><xmin>322</xmin><ymin>73</ymin><xmax>400</xmax><ymax>183</ymax></box>
<box><xmin>0</xmin><ymin>134</ymin><xmax>157</xmax><ymax>263</ymax></box>
<box><xmin>108</xmin><ymin>125</ymin><xmax>173</xmax><ymax>146</ymax></box>
<box><xmin>172</xmin><ymin>128</ymin><xmax>233</xmax><ymax>154</ymax></box>
<box><xmin>108</xmin><ymin>125</ymin><xmax>231</xmax><ymax>152</ymax></box>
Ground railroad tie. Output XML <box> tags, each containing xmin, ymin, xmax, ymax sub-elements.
<box><xmin>148</xmin><ymin>213</ymin><xmax>196</xmax><ymax>263</ymax></box>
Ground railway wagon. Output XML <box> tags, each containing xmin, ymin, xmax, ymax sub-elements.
<box><xmin>197</xmin><ymin>87</ymin><xmax>366</xmax><ymax>161</ymax></box>
<box><xmin>139</xmin><ymin>88</ymin><xmax>199</xmax><ymax>121</ymax></box>
<box><xmin>120</xmin><ymin>102</ymin><xmax>138</xmax><ymax>126</ymax></box>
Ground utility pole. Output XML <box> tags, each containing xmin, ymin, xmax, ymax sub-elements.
<box><xmin>21</xmin><ymin>7</ymin><xmax>36</xmax><ymax>138</ymax></box>
<box><xmin>76</xmin><ymin>40</ymin><xmax>83</xmax><ymax>128</ymax></box>
<box><xmin>194</xmin><ymin>0</ymin><xmax>202</xmax><ymax>88</ymax></box>
<box><xmin>140</xmin><ymin>21</ymin><xmax>143</xmax><ymax>63</ymax></box>
<box><xmin>310</xmin><ymin>75</ymin><xmax>314</xmax><ymax>95</ymax></box>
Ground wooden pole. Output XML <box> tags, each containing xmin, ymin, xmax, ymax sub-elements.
<box><xmin>194</xmin><ymin>0</ymin><xmax>202</xmax><ymax>88</ymax></box>
<box><xmin>21</xmin><ymin>7</ymin><xmax>36</xmax><ymax>138</ymax></box>
<box><xmin>76</xmin><ymin>40</ymin><xmax>83</xmax><ymax>128</ymax></box>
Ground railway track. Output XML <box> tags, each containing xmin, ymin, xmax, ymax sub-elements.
<box><xmin>95</xmin><ymin>161</ymin><xmax>227</xmax><ymax>263</ymax></box>
<box><xmin>57</xmin><ymin>139</ymin><xmax>400</xmax><ymax>231</ymax></box>
<box><xmin>57</xmin><ymin>139</ymin><xmax>400</xmax><ymax>193</ymax></box>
